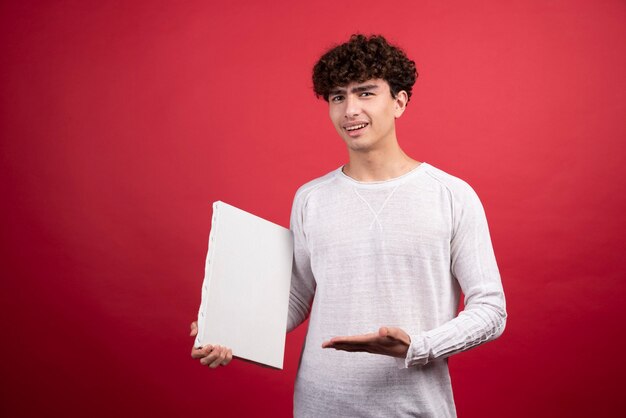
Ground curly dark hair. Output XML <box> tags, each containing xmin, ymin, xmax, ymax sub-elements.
<box><xmin>312</xmin><ymin>34</ymin><xmax>418</xmax><ymax>102</ymax></box>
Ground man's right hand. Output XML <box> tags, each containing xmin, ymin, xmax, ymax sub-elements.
<box><xmin>190</xmin><ymin>321</ymin><xmax>233</xmax><ymax>368</ymax></box>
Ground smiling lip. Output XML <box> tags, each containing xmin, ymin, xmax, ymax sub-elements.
<box><xmin>343</xmin><ymin>122</ymin><xmax>369</xmax><ymax>136</ymax></box>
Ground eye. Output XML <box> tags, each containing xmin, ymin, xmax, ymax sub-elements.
<box><xmin>360</xmin><ymin>92</ymin><xmax>373</xmax><ymax>97</ymax></box>
<box><xmin>330</xmin><ymin>95</ymin><xmax>344</xmax><ymax>103</ymax></box>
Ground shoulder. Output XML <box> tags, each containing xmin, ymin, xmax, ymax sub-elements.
<box><xmin>421</xmin><ymin>163</ymin><xmax>482</xmax><ymax>205</ymax></box>
<box><xmin>289</xmin><ymin>168</ymin><xmax>340</xmax><ymax>225</ymax></box>
<box><xmin>292</xmin><ymin>168</ymin><xmax>341</xmax><ymax>207</ymax></box>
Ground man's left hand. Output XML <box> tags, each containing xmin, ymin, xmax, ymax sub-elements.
<box><xmin>321</xmin><ymin>327</ymin><xmax>411</xmax><ymax>358</ymax></box>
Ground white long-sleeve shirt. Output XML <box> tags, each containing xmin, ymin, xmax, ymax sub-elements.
<box><xmin>287</xmin><ymin>162</ymin><xmax>507</xmax><ymax>418</ymax></box>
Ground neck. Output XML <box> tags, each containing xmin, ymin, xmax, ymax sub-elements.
<box><xmin>343</xmin><ymin>142</ymin><xmax>420</xmax><ymax>182</ymax></box>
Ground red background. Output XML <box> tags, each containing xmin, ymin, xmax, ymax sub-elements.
<box><xmin>1</xmin><ymin>1</ymin><xmax>625</xmax><ymax>417</ymax></box>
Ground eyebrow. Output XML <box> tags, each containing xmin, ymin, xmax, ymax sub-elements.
<box><xmin>329</xmin><ymin>84</ymin><xmax>380</xmax><ymax>96</ymax></box>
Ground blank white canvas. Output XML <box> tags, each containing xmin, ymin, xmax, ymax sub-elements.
<box><xmin>195</xmin><ymin>201</ymin><xmax>293</xmax><ymax>369</ymax></box>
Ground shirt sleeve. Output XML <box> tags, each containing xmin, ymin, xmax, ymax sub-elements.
<box><xmin>397</xmin><ymin>182</ymin><xmax>507</xmax><ymax>368</ymax></box>
<box><xmin>286</xmin><ymin>190</ymin><xmax>317</xmax><ymax>332</ymax></box>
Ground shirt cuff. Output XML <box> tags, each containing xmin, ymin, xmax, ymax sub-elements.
<box><xmin>395</xmin><ymin>334</ymin><xmax>431</xmax><ymax>369</ymax></box>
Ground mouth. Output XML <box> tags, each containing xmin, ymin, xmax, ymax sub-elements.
<box><xmin>343</xmin><ymin>122</ymin><xmax>369</xmax><ymax>135</ymax></box>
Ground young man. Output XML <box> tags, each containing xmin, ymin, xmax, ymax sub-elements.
<box><xmin>191</xmin><ymin>34</ymin><xmax>507</xmax><ymax>417</ymax></box>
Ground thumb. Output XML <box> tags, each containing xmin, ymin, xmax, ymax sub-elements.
<box><xmin>379</xmin><ymin>327</ymin><xmax>406</xmax><ymax>343</ymax></box>
<box><xmin>190</xmin><ymin>321</ymin><xmax>198</xmax><ymax>337</ymax></box>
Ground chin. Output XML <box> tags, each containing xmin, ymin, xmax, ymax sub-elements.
<box><xmin>346</xmin><ymin>142</ymin><xmax>374</xmax><ymax>153</ymax></box>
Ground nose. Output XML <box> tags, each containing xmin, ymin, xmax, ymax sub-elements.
<box><xmin>344</xmin><ymin>94</ymin><xmax>360</xmax><ymax>118</ymax></box>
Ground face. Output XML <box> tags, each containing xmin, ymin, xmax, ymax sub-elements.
<box><xmin>328</xmin><ymin>79</ymin><xmax>407</xmax><ymax>153</ymax></box>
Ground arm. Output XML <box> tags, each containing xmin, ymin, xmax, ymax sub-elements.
<box><xmin>399</xmin><ymin>182</ymin><xmax>507</xmax><ymax>367</ymax></box>
<box><xmin>323</xmin><ymin>182</ymin><xmax>507</xmax><ymax>366</ymax></box>
<box><xmin>286</xmin><ymin>191</ymin><xmax>316</xmax><ymax>332</ymax></box>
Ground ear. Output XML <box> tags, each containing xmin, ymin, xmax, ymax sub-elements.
<box><xmin>393</xmin><ymin>90</ymin><xmax>408</xmax><ymax>118</ymax></box>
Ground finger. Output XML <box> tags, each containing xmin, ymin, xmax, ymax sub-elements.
<box><xmin>332</xmin><ymin>343</ymin><xmax>388</xmax><ymax>355</ymax></box>
<box><xmin>222</xmin><ymin>349</ymin><xmax>233</xmax><ymax>366</ymax></box>
<box><xmin>191</xmin><ymin>346</ymin><xmax>208</xmax><ymax>359</ymax></box>
<box><xmin>191</xmin><ymin>345</ymin><xmax>213</xmax><ymax>359</ymax></box>
<box><xmin>204</xmin><ymin>346</ymin><xmax>228</xmax><ymax>367</ymax></box>
<box><xmin>323</xmin><ymin>338</ymin><xmax>373</xmax><ymax>348</ymax></box>
<box><xmin>330</xmin><ymin>344</ymin><xmax>370</xmax><ymax>353</ymax></box>
<box><xmin>328</xmin><ymin>332</ymin><xmax>379</xmax><ymax>345</ymax></box>
<box><xmin>200</xmin><ymin>345</ymin><xmax>222</xmax><ymax>366</ymax></box>
<box><xmin>209</xmin><ymin>348</ymin><xmax>228</xmax><ymax>368</ymax></box>
<box><xmin>379</xmin><ymin>327</ymin><xmax>402</xmax><ymax>341</ymax></box>
<box><xmin>381</xmin><ymin>327</ymin><xmax>411</xmax><ymax>344</ymax></box>
<box><xmin>190</xmin><ymin>321</ymin><xmax>198</xmax><ymax>336</ymax></box>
